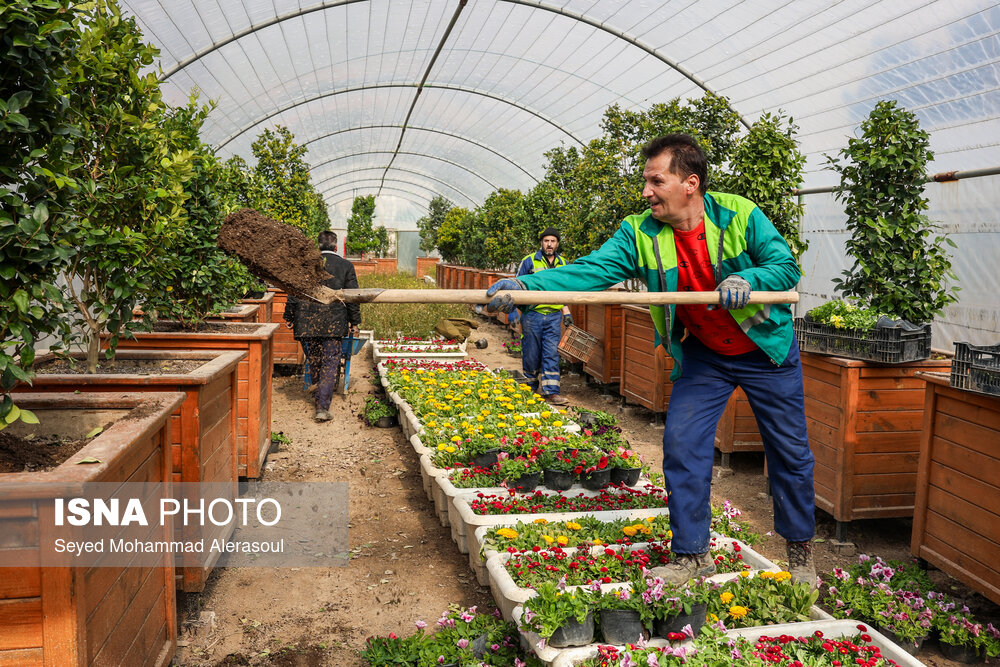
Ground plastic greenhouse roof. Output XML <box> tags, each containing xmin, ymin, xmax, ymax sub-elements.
<box><xmin>121</xmin><ymin>0</ymin><xmax>1000</xmax><ymax>224</ymax></box>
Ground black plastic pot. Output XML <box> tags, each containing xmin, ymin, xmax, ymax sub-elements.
<box><xmin>506</xmin><ymin>471</ymin><xmax>540</xmax><ymax>493</ymax></box>
<box><xmin>375</xmin><ymin>415</ymin><xmax>398</xmax><ymax>428</ymax></box>
<box><xmin>471</xmin><ymin>448</ymin><xmax>500</xmax><ymax>468</ymax></box>
<box><xmin>543</xmin><ymin>468</ymin><xmax>574</xmax><ymax>491</ymax></box>
<box><xmin>939</xmin><ymin>641</ymin><xmax>982</xmax><ymax>664</ymax></box>
<box><xmin>653</xmin><ymin>603</ymin><xmax>707</xmax><ymax>638</ymax></box>
<box><xmin>582</xmin><ymin>468</ymin><xmax>612</xmax><ymax>490</ymax></box>
<box><xmin>548</xmin><ymin>612</ymin><xmax>594</xmax><ymax>648</ymax></box>
<box><xmin>874</xmin><ymin>625</ymin><xmax>926</xmax><ymax>656</ymax></box>
<box><xmin>611</xmin><ymin>466</ymin><xmax>641</xmax><ymax>486</ymax></box>
<box><xmin>599</xmin><ymin>609</ymin><xmax>644</xmax><ymax>645</ymax></box>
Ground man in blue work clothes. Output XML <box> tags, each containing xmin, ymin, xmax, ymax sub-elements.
<box><xmin>487</xmin><ymin>134</ymin><xmax>816</xmax><ymax>586</ymax></box>
<box><xmin>512</xmin><ymin>227</ymin><xmax>573</xmax><ymax>406</ymax></box>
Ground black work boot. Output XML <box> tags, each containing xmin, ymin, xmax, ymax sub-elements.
<box><xmin>787</xmin><ymin>541</ymin><xmax>817</xmax><ymax>589</ymax></box>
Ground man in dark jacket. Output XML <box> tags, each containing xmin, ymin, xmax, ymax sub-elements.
<box><xmin>284</xmin><ymin>231</ymin><xmax>361</xmax><ymax>422</ymax></box>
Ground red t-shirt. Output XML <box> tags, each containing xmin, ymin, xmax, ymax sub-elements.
<box><xmin>673</xmin><ymin>220</ymin><xmax>758</xmax><ymax>355</ymax></box>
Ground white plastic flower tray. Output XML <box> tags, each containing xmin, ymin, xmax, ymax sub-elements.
<box><xmin>450</xmin><ymin>487</ymin><xmax>670</xmax><ymax>556</ymax></box>
<box><xmin>372</xmin><ymin>339</ymin><xmax>468</xmax><ymax>364</ymax></box>
<box><xmin>544</xmin><ymin>619</ymin><xmax>927</xmax><ymax>667</ymax></box>
<box><xmin>488</xmin><ymin>536</ymin><xmax>780</xmax><ymax>623</ymax></box>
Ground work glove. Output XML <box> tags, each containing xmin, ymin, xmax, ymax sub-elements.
<box><xmin>717</xmin><ymin>275</ymin><xmax>751</xmax><ymax>310</ymax></box>
<box><xmin>508</xmin><ymin>309</ymin><xmax>520</xmax><ymax>326</ymax></box>
<box><xmin>563</xmin><ymin>313</ymin><xmax>574</xmax><ymax>328</ymax></box>
<box><xmin>485</xmin><ymin>278</ymin><xmax>525</xmax><ymax>313</ymax></box>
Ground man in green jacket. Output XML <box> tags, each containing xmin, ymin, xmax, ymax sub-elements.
<box><xmin>486</xmin><ymin>134</ymin><xmax>816</xmax><ymax>586</ymax></box>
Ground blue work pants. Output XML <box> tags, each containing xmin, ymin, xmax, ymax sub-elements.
<box><xmin>305</xmin><ymin>338</ymin><xmax>343</xmax><ymax>411</ymax></box>
<box><xmin>521</xmin><ymin>309</ymin><xmax>562</xmax><ymax>396</ymax></box>
<box><xmin>663</xmin><ymin>336</ymin><xmax>815</xmax><ymax>554</ymax></box>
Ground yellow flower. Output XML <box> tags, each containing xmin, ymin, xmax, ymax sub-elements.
<box><xmin>426</xmin><ymin>421</ymin><xmax>437</xmax><ymax>428</ymax></box>
<box><xmin>533</xmin><ymin>518</ymin><xmax>549</xmax><ymax>524</ymax></box>
<box><xmin>484</xmin><ymin>433</ymin><xmax>495</xmax><ymax>439</ymax></box>
<box><xmin>552</xmin><ymin>420</ymin><xmax>563</xmax><ymax>427</ymax></box>
<box><xmin>497</xmin><ymin>422</ymin><xmax>507</xmax><ymax>428</ymax></box>
<box><xmin>515</xmin><ymin>420</ymin><xmax>526</xmax><ymax>427</ymax></box>
<box><xmin>720</xmin><ymin>591</ymin><xmax>735</xmax><ymax>604</ymax></box>
<box><xmin>709</xmin><ymin>613</ymin><xmax>719</xmax><ymax>622</ymax></box>
<box><xmin>526</xmin><ymin>400</ymin><xmax>536</xmax><ymax>406</ymax></box>
<box><xmin>540</xmin><ymin>411</ymin><xmax>551</xmax><ymax>419</ymax></box>
<box><xmin>565</xmin><ymin>522</ymin><xmax>581</xmax><ymax>530</ymax></box>
<box><xmin>645</xmin><ymin>517</ymin><xmax>654</xmax><ymax>523</ymax></box>
<box><xmin>531</xmin><ymin>419</ymin><xmax>541</xmax><ymax>426</ymax></box>
<box><xmin>437</xmin><ymin>443</ymin><xmax>447</xmax><ymax>451</ymax></box>
<box><xmin>556</xmin><ymin>536</ymin><xmax>569</xmax><ymax>545</ymax></box>
<box><xmin>623</xmin><ymin>526</ymin><xmax>638</xmax><ymax>537</ymax></box>
<box><xmin>464</xmin><ymin>389</ymin><xmax>472</xmax><ymax>395</ymax></box>
<box><xmin>479</xmin><ymin>393</ymin><xmax>489</xmax><ymax>400</ymax></box>
<box><xmin>759</xmin><ymin>571</ymin><xmax>775</xmax><ymax>579</ymax></box>
<box><xmin>445</xmin><ymin>446</ymin><xmax>456</xmax><ymax>453</ymax></box>
<box><xmin>774</xmin><ymin>571</ymin><xmax>792</xmax><ymax>583</ymax></box>
<box><xmin>476</xmin><ymin>416</ymin><xmax>485</xmax><ymax>422</ymax></box>
<box><xmin>541</xmin><ymin>535</ymin><xmax>554</xmax><ymax>544</ymax></box>
<box><xmin>593</xmin><ymin>538</ymin><xmax>603</xmax><ymax>545</ymax></box>
<box><xmin>496</xmin><ymin>528</ymin><xmax>518</xmax><ymax>539</ymax></box>
<box><xmin>728</xmin><ymin>605</ymin><xmax>749</xmax><ymax>619</ymax></box>
<box><xmin>739</xmin><ymin>570</ymin><xmax>751</xmax><ymax>578</ymax></box>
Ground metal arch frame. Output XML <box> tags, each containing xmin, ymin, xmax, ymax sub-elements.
<box><xmin>213</xmin><ymin>82</ymin><xmax>584</xmax><ymax>151</ymax></box>
<box><xmin>498</xmin><ymin>0</ymin><xmax>752</xmax><ymax>130</ymax></box>
<box><xmin>323</xmin><ymin>177</ymin><xmax>448</xmax><ymax>201</ymax></box>
<box><xmin>313</xmin><ymin>166</ymin><xmax>480</xmax><ymax>205</ymax></box>
<box><xmin>325</xmin><ymin>190</ymin><xmax>431</xmax><ymax>212</ymax></box>
<box><xmin>305</xmin><ymin>124</ymin><xmax>536</xmax><ymax>183</ymax></box>
<box><xmin>310</xmin><ymin>150</ymin><xmax>502</xmax><ymax>191</ymax></box>
<box><xmin>324</xmin><ymin>183</ymin><xmax>436</xmax><ymax>207</ymax></box>
<box><xmin>156</xmin><ymin>0</ymin><xmax>368</xmax><ymax>82</ymax></box>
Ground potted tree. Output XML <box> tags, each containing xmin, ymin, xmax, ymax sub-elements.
<box><xmin>790</xmin><ymin>100</ymin><xmax>958</xmax><ymax>534</ymax></box>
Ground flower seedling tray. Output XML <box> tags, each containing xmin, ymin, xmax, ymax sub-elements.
<box><xmin>793</xmin><ymin>317</ymin><xmax>931</xmax><ymax>364</ymax></box>
<box><xmin>488</xmin><ymin>536</ymin><xmax>777</xmax><ymax>623</ymax></box>
<box><xmin>545</xmin><ymin>619</ymin><xmax>924</xmax><ymax>667</ymax></box>
<box><xmin>450</xmin><ymin>488</ymin><xmax>669</xmax><ymax>555</ymax></box>
<box><xmin>372</xmin><ymin>339</ymin><xmax>468</xmax><ymax>364</ymax></box>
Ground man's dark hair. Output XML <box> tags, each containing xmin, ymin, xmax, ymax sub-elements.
<box><xmin>641</xmin><ymin>134</ymin><xmax>708</xmax><ymax>195</ymax></box>
<box><xmin>318</xmin><ymin>231</ymin><xmax>337</xmax><ymax>251</ymax></box>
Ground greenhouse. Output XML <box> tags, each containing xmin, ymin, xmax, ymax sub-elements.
<box><xmin>2</xmin><ymin>1</ymin><xmax>1000</xmax><ymax>666</ymax></box>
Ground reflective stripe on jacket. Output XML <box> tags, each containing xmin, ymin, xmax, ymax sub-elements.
<box><xmin>515</xmin><ymin>250</ymin><xmax>567</xmax><ymax>314</ymax></box>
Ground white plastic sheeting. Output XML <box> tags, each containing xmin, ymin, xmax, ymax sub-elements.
<box><xmin>119</xmin><ymin>0</ymin><xmax>1000</xmax><ymax>344</ymax></box>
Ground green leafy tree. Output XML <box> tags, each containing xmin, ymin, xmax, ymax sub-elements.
<box><xmin>826</xmin><ymin>100</ymin><xmax>957</xmax><ymax>323</ymax></box>
<box><xmin>416</xmin><ymin>195</ymin><xmax>452</xmax><ymax>255</ymax></box>
<box><xmin>140</xmin><ymin>96</ymin><xmax>254</xmax><ymax>325</ymax></box>
<box><xmin>242</xmin><ymin>126</ymin><xmax>327</xmax><ymax>238</ymax></box>
<box><xmin>716</xmin><ymin>111</ymin><xmax>808</xmax><ymax>262</ymax></box>
<box><xmin>476</xmin><ymin>188</ymin><xmax>532</xmax><ymax>270</ymax></box>
<box><xmin>345</xmin><ymin>195</ymin><xmax>377</xmax><ymax>256</ymax></box>
<box><xmin>0</xmin><ymin>0</ymin><xmax>81</xmax><ymax>427</ymax></box>
<box><xmin>61</xmin><ymin>0</ymin><xmax>192</xmax><ymax>372</ymax></box>
<box><xmin>436</xmin><ymin>206</ymin><xmax>470</xmax><ymax>263</ymax></box>
<box><xmin>372</xmin><ymin>225</ymin><xmax>390</xmax><ymax>258</ymax></box>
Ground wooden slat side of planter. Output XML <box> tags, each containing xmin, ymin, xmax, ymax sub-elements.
<box><xmin>206</xmin><ymin>303</ymin><xmax>259</xmax><ymax>323</ymax></box>
<box><xmin>241</xmin><ymin>290</ymin><xmax>274</xmax><ymax>324</ymax></box>
<box><xmin>801</xmin><ymin>352</ymin><xmax>952</xmax><ymax>522</ymax></box>
<box><xmin>583</xmin><ymin>303</ymin><xmax>624</xmax><ymax>385</ymax></box>
<box><xmin>619</xmin><ymin>305</ymin><xmax>673</xmax><ymax>412</ymax></box>
<box><xmin>715</xmin><ymin>389</ymin><xmax>765</xmax><ymax>455</ymax></box>
<box><xmin>911</xmin><ymin>373</ymin><xmax>1000</xmax><ymax>606</ymax></box>
<box><xmin>0</xmin><ymin>392</ymin><xmax>183</xmax><ymax>667</ymax></box>
<box><xmin>267</xmin><ymin>289</ymin><xmax>304</xmax><ymax>365</ymax></box>
<box><xmin>112</xmin><ymin>322</ymin><xmax>278</xmax><ymax>480</ymax></box>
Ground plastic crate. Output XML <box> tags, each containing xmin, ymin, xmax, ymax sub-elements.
<box><xmin>558</xmin><ymin>325</ymin><xmax>599</xmax><ymax>364</ymax></box>
<box><xmin>951</xmin><ymin>341</ymin><xmax>1000</xmax><ymax>396</ymax></box>
<box><xmin>793</xmin><ymin>317</ymin><xmax>931</xmax><ymax>364</ymax></box>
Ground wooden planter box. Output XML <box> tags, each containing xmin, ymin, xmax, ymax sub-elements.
<box><xmin>374</xmin><ymin>257</ymin><xmax>397</xmax><ymax>274</ymax></box>
<box><xmin>240</xmin><ymin>290</ymin><xmax>274</xmax><ymax>324</ymax></box>
<box><xmin>267</xmin><ymin>288</ymin><xmax>304</xmax><ymax>365</ymax></box>
<box><xmin>800</xmin><ymin>351</ymin><xmax>952</xmax><ymax>528</ymax></box>
<box><xmin>206</xmin><ymin>303</ymin><xmax>260</xmax><ymax>323</ymax></box>
<box><xmin>715</xmin><ymin>389</ymin><xmax>764</xmax><ymax>465</ymax></box>
<box><xmin>0</xmin><ymin>392</ymin><xmax>183</xmax><ymax>666</ymax></box>
<box><xmin>112</xmin><ymin>322</ymin><xmax>278</xmax><ymax>479</ymax></box>
<box><xmin>416</xmin><ymin>256</ymin><xmax>439</xmax><ymax>280</ymax></box>
<box><xmin>583</xmin><ymin>302</ymin><xmax>624</xmax><ymax>385</ymax></box>
<box><xmin>20</xmin><ymin>350</ymin><xmax>244</xmax><ymax>591</ymax></box>
<box><xmin>911</xmin><ymin>372</ymin><xmax>1000</xmax><ymax>606</ymax></box>
<box><xmin>619</xmin><ymin>305</ymin><xmax>675</xmax><ymax>411</ymax></box>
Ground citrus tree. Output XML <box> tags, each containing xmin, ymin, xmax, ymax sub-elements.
<box><xmin>416</xmin><ymin>195</ymin><xmax>452</xmax><ymax>255</ymax></box>
<box><xmin>0</xmin><ymin>0</ymin><xmax>81</xmax><ymax>427</ymax></box>
<box><xmin>60</xmin><ymin>0</ymin><xmax>192</xmax><ymax>372</ymax></box>
<box><xmin>826</xmin><ymin>100</ymin><xmax>957</xmax><ymax>323</ymax></box>
<box><xmin>345</xmin><ymin>194</ymin><xmax>377</xmax><ymax>256</ymax></box>
<box><xmin>435</xmin><ymin>206</ymin><xmax>470</xmax><ymax>263</ymax></box>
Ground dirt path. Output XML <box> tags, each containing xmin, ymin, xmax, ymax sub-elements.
<box><xmin>173</xmin><ymin>316</ymin><xmax>997</xmax><ymax>667</ymax></box>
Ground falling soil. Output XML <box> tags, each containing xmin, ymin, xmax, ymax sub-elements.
<box><xmin>0</xmin><ymin>430</ymin><xmax>98</xmax><ymax>473</ymax></box>
<box><xmin>151</xmin><ymin>321</ymin><xmax>262</xmax><ymax>334</ymax></box>
<box><xmin>35</xmin><ymin>358</ymin><xmax>206</xmax><ymax>375</ymax></box>
<box><xmin>217</xmin><ymin>208</ymin><xmax>330</xmax><ymax>298</ymax></box>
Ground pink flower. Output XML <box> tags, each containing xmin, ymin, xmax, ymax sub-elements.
<box><xmin>414</xmin><ymin>620</ymin><xmax>427</xmax><ymax>629</ymax></box>
<box><xmin>456</xmin><ymin>638</ymin><xmax>469</xmax><ymax>649</ymax></box>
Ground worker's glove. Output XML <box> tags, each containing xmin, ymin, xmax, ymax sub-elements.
<box><xmin>717</xmin><ymin>275</ymin><xmax>751</xmax><ymax>310</ymax></box>
<box><xmin>508</xmin><ymin>309</ymin><xmax>520</xmax><ymax>327</ymax></box>
<box><xmin>563</xmin><ymin>313</ymin><xmax>574</xmax><ymax>328</ymax></box>
<box><xmin>485</xmin><ymin>278</ymin><xmax>525</xmax><ymax>313</ymax></box>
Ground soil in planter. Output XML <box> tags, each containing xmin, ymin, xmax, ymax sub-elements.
<box><xmin>35</xmin><ymin>358</ymin><xmax>205</xmax><ymax>375</ymax></box>
<box><xmin>217</xmin><ymin>208</ymin><xmax>330</xmax><ymax>298</ymax></box>
<box><xmin>0</xmin><ymin>430</ymin><xmax>98</xmax><ymax>473</ymax></box>
<box><xmin>149</xmin><ymin>321</ymin><xmax>261</xmax><ymax>334</ymax></box>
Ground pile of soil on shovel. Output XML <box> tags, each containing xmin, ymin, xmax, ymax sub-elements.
<box><xmin>0</xmin><ymin>431</ymin><xmax>97</xmax><ymax>473</ymax></box>
<box><xmin>217</xmin><ymin>209</ymin><xmax>330</xmax><ymax>298</ymax></box>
